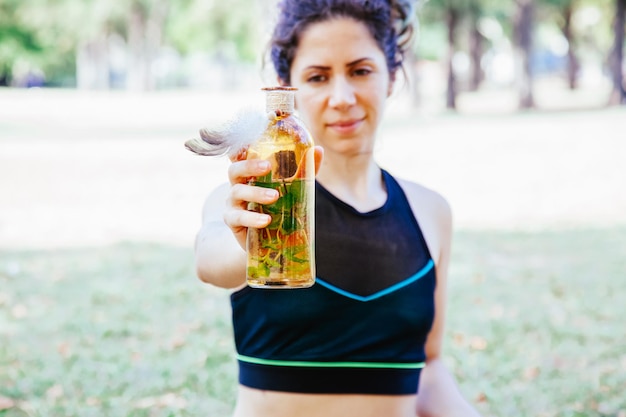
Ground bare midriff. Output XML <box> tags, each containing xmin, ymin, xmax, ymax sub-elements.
<box><xmin>232</xmin><ymin>385</ymin><xmax>418</xmax><ymax>417</ymax></box>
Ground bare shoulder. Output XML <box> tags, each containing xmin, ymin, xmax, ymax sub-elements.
<box><xmin>395</xmin><ymin>177</ymin><xmax>452</xmax><ymax>262</ymax></box>
<box><xmin>397</xmin><ymin>178</ymin><xmax>452</xmax><ymax>222</ymax></box>
<box><xmin>396</xmin><ymin>178</ymin><xmax>452</xmax><ymax>222</ymax></box>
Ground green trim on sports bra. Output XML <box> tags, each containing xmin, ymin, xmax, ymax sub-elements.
<box><xmin>237</xmin><ymin>354</ymin><xmax>426</xmax><ymax>370</ymax></box>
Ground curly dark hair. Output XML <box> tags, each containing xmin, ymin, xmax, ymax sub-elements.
<box><xmin>269</xmin><ymin>0</ymin><xmax>417</xmax><ymax>84</ymax></box>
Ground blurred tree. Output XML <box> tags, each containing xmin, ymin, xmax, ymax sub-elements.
<box><xmin>514</xmin><ymin>0</ymin><xmax>535</xmax><ymax>109</ymax></box>
<box><xmin>0</xmin><ymin>0</ymin><xmax>77</xmax><ymax>86</ymax></box>
<box><xmin>445</xmin><ymin>3</ymin><xmax>461</xmax><ymax>109</ymax></box>
<box><xmin>167</xmin><ymin>0</ymin><xmax>262</xmax><ymax>62</ymax></box>
<box><xmin>419</xmin><ymin>0</ymin><xmax>469</xmax><ymax>110</ymax></box>
<box><xmin>418</xmin><ymin>0</ymin><xmax>513</xmax><ymax>109</ymax></box>
<box><xmin>540</xmin><ymin>0</ymin><xmax>580</xmax><ymax>89</ymax></box>
<box><xmin>0</xmin><ymin>0</ymin><xmax>263</xmax><ymax>89</ymax></box>
<box><xmin>468</xmin><ymin>1</ymin><xmax>484</xmax><ymax>91</ymax></box>
<box><xmin>562</xmin><ymin>1</ymin><xmax>578</xmax><ymax>89</ymax></box>
<box><xmin>467</xmin><ymin>0</ymin><xmax>511</xmax><ymax>90</ymax></box>
<box><xmin>609</xmin><ymin>0</ymin><xmax>626</xmax><ymax>104</ymax></box>
<box><xmin>125</xmin><ymin>0</ymin><xmax>169</xmax><ymax>91</ymax></box>
<box><xmin>0</xmin><ymin>0</ymin><xmax>618</xmax><ymax>98</ymax></box>
<box><xmin>411</xmin><ymin>5</ymin><xmax>446</xmax><ymax>108</ymax></box>
<box><xmin>166</xmin><ymin>0</ymin><xmax>265</xmax><ymax>89</ymax></box>
<box><xmin>71</xmin><ymin>1</ymin><xmax>120</xmax><ymax>89</ymax></box>
<box><xmin>71</xmin><ymin>0</ymin><xmax>169</xmax><ymax>90</ymax></box>
<box><xmin>0</xmin><ymin>0</ymin><xmax>39</xmax><ymax>85</ymax></box>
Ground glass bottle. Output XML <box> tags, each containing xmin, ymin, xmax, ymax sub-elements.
<box><xmin>246</xmin><ymin>87</ymin><xmax>316</xmax><ymax>288</ymax></box>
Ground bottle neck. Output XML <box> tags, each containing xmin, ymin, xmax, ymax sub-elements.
<box><xmin>265</xmin><ymin>90</ymin><xmax>295</xmax><ymax>115</ymax></box>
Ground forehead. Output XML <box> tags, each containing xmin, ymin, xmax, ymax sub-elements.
<box><xmin>291</xmin><ymin>17</ymin><xmax>385</xmax><ymax>68</ymax></box>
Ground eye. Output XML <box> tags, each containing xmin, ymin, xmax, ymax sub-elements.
<box><xmin>307</xmin><ymin>74</ymin><xmax>327</xmax><ymax>83</ymax></box>
<box><xmin>352</xmin><ymin>68</ymin><xmax>372</xmax><ymax>77</ymax></box>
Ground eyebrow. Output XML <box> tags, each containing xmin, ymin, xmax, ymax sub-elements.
<box><xmin>303</xmin><ymin>58</ymin><xmax>373</xmax><ymax>71</ymax></box>
<box><xmin>346</xmin><ymin>58</ymin><xmax>372</xmax><ymax>67</ymax></box>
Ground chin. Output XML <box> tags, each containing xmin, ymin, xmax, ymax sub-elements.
<box><xmin>333</xmin><ymin>142</ymin><xmax>375</xmax><ymax>157</ymax></box>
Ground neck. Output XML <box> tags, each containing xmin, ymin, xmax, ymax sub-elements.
<box><xmin>316</xmin><ymin>154</ymin><xmax>386</xmax><ymax>212</ymax></box>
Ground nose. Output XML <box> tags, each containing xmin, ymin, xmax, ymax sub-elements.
<box><xmin>328</xmin><ymin>77</ymin><xmax>356</xmax><ymax>110</ymax></box>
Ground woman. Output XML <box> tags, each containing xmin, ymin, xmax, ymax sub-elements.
<box><xmin>194</xmin><ymin>1</ymin><xmax>481</xmax><ymax>416</ymax></box>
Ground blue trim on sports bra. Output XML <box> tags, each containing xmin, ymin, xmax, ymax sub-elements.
<box><xmin>315</xmin><ymin>259</ymin><xmax>435</xmax><ymax>302</ymax></box>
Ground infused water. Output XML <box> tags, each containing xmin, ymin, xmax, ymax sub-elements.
<box><xmin>246</xmin><ymin>87</ymin><xmax>315</xmax><ymax>288</ymax></box>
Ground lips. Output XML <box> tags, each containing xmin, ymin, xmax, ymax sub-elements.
<box><xmin>326</xmin><ymin>118</ymin><xmax>364</xmax><ymax>134</ymax></box>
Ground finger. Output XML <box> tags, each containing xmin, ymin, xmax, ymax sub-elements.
<box><xmin>230</xmin><ymin>183</ymin><xmax>279</xmax><ymax>207</ymax></box>
<box><xmin>224</xmin><ymin>208</ymin><xmax>272</xmax><ymax>230</ymax></box>
<box><xmin>229</xmin><ymin>146</ymin><xmax>249</xmax><ymax>162</ymax></box>
<box><xmin>228</xmin><ymin>159</ymin><xmax>271</xmax><ymax>184</ymax></box>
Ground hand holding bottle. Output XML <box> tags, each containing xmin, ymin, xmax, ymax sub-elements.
<box><xmin>221</xmin><ymin>145</ymin><xmax>322</xmax><ymax>254</ymax></box>
<box><xmin>186</xmin><ymin>87</ymin><xmax>323</xmax><ymax>288</ymax></box>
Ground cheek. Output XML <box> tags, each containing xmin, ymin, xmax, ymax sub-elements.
<box><xmin>373</xmin><ymin>82</ymin><xmax>390</xmax><ymax>112</ymax></box>
<box><xmin>365</xmin><ymin>90</ymin><xmax>387</xmax><ymax>117</ymax></box>
<box><xmin>295</xmin><ymin>93</ymin><xmax>322</xmax><ymax>120</ymax></box>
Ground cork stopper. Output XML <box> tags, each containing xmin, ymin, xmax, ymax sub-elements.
<box><xmin>263</xmin><ymin>86</ymin><xmax>296</xmax><ymax>114</ymax></box>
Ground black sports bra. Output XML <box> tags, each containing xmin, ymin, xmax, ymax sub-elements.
<box><xmin>230</xmin><ymin>170</ymin><xmax>436</xmax><ymax>394</ymax></box>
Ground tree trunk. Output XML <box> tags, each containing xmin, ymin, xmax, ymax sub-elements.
<box><xmin>127</xmin><ymin>3</ymin><xmax>149</xmax><ymax>91</ymax></box>
<box><xmin>563</xmin><ymin>3</ymin><xmax>579</xmax><ymax>90</ymax></box>
<box><xmin>514</xmin><ymin>0</ymin><xmax>535</xmax><ymax>109</ymax></box>
<box><xmin>469</xmin><ymin>4</ymin><xmax>484</xmax><ymax>91</ymax></box>
<box><xmin>446</xmin><ymin>7</ymin><xmax>460</xmax><ymax>110</ymax></box>
<box><xmin>126</xmin><ymin>0</ymin><xmax>168</xmax><ymax>91</ymax></box>
<box><xmin>76</xmin><ymin>32</ymin><xmax>110</xmax><ymax>90</ymax></box>
<box><xmin>609</xmin><ymin>0</ymin><xmax>626</xmax><ymax>105</ymax></box>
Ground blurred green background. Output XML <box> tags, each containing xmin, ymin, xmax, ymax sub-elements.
<box><xmin>1</xmin><ymin>0</ymin><xmax>625</xmax><ymax>106</ymax></box>
<box><xmin>1</xmin><ymin>0</ymin><xmax>626</xmax><ymax>416</ymax></box>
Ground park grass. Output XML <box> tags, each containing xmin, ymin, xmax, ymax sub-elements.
<box><xmin>1</xmin><ymin>227</ymin><xmax>625</xmax><ymax>417</ymax></box>
<box><xmin>447</xmin><ymin>228</ymin><xmax>626</xmax><ymax>417</ymax></box>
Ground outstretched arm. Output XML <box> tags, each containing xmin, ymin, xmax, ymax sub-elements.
<box><xmin>194</xmin><ymin>147</ymin><xmax>323</xmax><ymax>289</ymax></box>
<box><xmin>194</xmin><ymin>159</ymin><xmax>278</xmax><ymax>288</ymax></box>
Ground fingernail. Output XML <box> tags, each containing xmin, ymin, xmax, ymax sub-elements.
<box><xmin>265</xmin><ymin>189</ymin><xmax>277</xmax><ymax>199</ymax></box>
<box><xmin>258</xmin><ymin>160</ymin><xmax>270</xmax><ymax>170</ymax></box>
<box><xmin>257</xmin><ymin>214</ymin><xmax>271</xmax><ymax>226</ymax></box>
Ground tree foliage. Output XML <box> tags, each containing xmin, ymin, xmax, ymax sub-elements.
<box><xmin>0</xmin><ymin>0</ymin><xmax>622</xmax><ymax>100</ymax></box>
<box><xmin>166</xmin><ymin>0</ymin><xmax>262</xmax><ymax>61</ymax></box>
<box><xmin>416</xmin><ymin>0</ymin><xmax>624</xmax><ymax>108</ymax></box>
<box><xmin>0</xmin><ymin>0</ymin><xmax>263</xmax><ymax>86</ymax></box>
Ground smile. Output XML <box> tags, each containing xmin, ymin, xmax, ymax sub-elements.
<box><xmin>326</xmin><ymin>118</ymin><xmax>364</xmax><ymax>134</ymax></box>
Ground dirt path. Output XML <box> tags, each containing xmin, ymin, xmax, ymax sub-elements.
<box><xmin>1</xmin><ymin>88</ymin><xmax>625</xmax><ymax>249</ymax></box>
